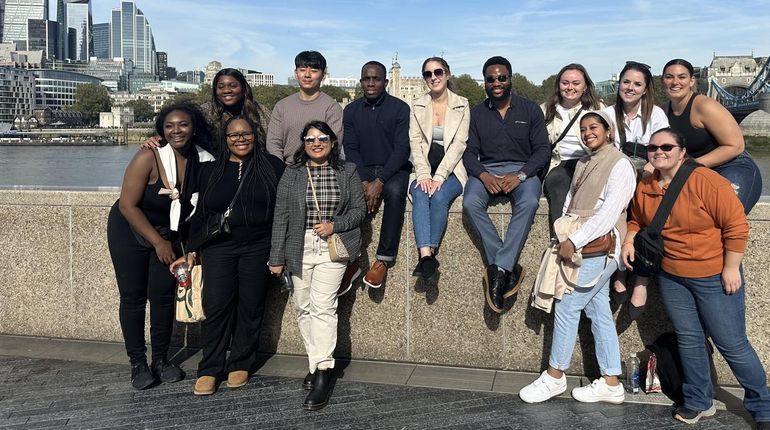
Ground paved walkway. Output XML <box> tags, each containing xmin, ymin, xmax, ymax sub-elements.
<box><xmin>0</xmin><ymin>335</ymin><xmax>755</xmax><ymax>429</ymax></box>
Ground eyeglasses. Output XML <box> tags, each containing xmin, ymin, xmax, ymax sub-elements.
<box><xmin>303</xmin><ymin>135</ymin><xmax>331</xmax><ymax>145</ymax></box>
<box><xmin>422</xmin><ymin>68</ymin><xmax>445</xmax><ymax>80</ymax></box>
<box><xmin>226</xmin><ymin>131</ymin><xmax>254</xmax><ymax>141</ymax></box>
<box><xmin>646</xmin><ymin>144</ymin><xmax>680</xmax><ymax>152</ymax></box>
<box><xmin>625</xmin><ymin>61</ymin><xmax>651</xmax><ymax>70</ymax></box>
<box><xmin>485</xmin><ymin>75</ymin><xmax>509</xmax><ymax>84</ymax></box>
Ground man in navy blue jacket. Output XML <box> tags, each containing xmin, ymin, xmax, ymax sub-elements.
<box><xmin>462</xmin><ymin>56</ymin><xmax>550</xmax><ymax>313</ymax></box>
<box><xmin>343</xmin><ymin>61</ymin><xmax>411</xmax><ymax>290</ymax></box>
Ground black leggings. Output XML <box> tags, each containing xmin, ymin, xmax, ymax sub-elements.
<box><xmin>107</xmin><ymin>202</ymin><xmax>176</xmax><ymax>365</ymax></box>
<box><xmin>542</xmin><ymin>159</ymin><xmax>578</xmax><ymax>239</ymax></box>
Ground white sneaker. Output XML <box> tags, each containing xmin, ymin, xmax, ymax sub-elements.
<box><xmin>571</xmin><ymin>378</ymin><xmax>625</xmax><ymax>404</ymax></box>
<box><xmin>518</xmin><ymin>370</ymin><xmax>567</xmax><ymax>403</ymax></box>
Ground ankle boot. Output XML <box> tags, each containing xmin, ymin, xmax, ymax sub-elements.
<box><xmin>303</xmin><ymin>369</ymin><xmax>331</xmax><ymax>411</ymax></box>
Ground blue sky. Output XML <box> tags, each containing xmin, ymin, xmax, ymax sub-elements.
<box><xmin>78</xmin><ymin>0</ymin><xmax>770</xmax><ymax>84</ymax></box>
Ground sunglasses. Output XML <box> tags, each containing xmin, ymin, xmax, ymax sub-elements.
<box><xmin>422</xmin><ymin>68</ymin><xmax>445</xmax><ymax>79</ymax></box>
<box><xmin>226</xmin><ymin>131</ymin><xmax>254</xmax><ymax>140</ymax></box>
<box><xmin>485</xmin><ymin>75</ymin><xmax>509</xmax><ymax>84</ymax></box>
<box><xmin>646</xmin><ymin>144</ymin><xmax>680</xmax><ymax>152</ymax></box>
<box><xmin>303</xmin><ymin>135</ymin><xmax>331</xmax><ymax>145</ymax></box>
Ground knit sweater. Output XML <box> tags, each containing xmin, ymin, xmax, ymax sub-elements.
<box><xmin>628</xmin><ymin>166</ymin><xmax>749</xmax><ymax>278</ymax></box>
<box><xmin>265</xmin><ymin>92</ymin><xmax>344</xmax><ymax>164</ymax></box>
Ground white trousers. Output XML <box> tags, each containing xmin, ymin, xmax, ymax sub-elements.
<box><xmin>292</xmin><ymin>229</ymin><xmax>346</xmax><ymax>373</ymax></box>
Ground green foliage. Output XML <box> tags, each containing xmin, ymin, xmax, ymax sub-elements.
<box><xmin>195</xmin><ymin>84</ymin><xmax>212</xmax><ymax>105</ymax></box>
<box><xmin>451</xmin><ymin>74</ymin><xmax>486</xmax><ymax>106</ymax></box>
<box><xmin>538</xmin><ymin>74</ymin><xmax>558</xmax><ymax>105</ymax></box>
<box><xmin>124</xmin><ymin>99</ymin><xmax>155</xmax><ymax>122</ymax></box>
<box><xmin>161</xmin><ymin>92</ymin><xmax>197</xmax><ymax>110</ymax></box>
<box><xmin>72</xmin><ymin>83</ymin><xmax>111</xmax><ymax>124</ymax></box>
<box><xmin>651</xmin><ymin>75</ymin><xmax>669</xmax><ymax>108</ymax></box>
<box><xmin>321</xmin><ymin>85</ymin><xmax>352</xmax><ymax>102</ymax></box>
<box><xmin>252</xmin><ymin>85</ymin><xmax>300</xmax><ymax>110</ymax></box>
<box><xmin>510</xmin><ymin>73</ymin><xmax>541</xmax><ymax>103</ymax></box>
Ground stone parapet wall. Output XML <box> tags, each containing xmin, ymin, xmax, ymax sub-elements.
<box><xmin>1</xmin><ymin>190</ymin><xmax>768</xmax><ymax>382</ymax></box>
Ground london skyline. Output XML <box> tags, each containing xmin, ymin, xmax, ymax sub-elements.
<box><xmin>54</xmin><ymin>0</ymin><xmax>770</xmax><ymax>84</ymax></box>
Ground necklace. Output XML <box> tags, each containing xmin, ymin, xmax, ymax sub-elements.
<box><xmin>237</xmin><ymin>161</ymin><xmax>243</xmax><ymax>182</ymax></box>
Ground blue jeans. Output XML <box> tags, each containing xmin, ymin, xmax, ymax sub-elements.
<box><xmin>462</xmin><ymin>162</ymin><xmax>541</xmax><ymax>272</ymax></box>
<box><xmin>712</xmin><ymin>151</ymin><xmax>763</xmax><ymax>214</ymax></box>
<box><xmin>410</xmin><ymin>174</ymin><xmax>463</xmax><ymax>249</ymax></box>
<box><xmin>658</xmin><ymin>271</ymin><xmax>770</xmax><ymax>421</ymax></box>
<box><xmin>550</xmin><ymin>257</ymin><xmax>621</xmax><ymax>376</ymax></box>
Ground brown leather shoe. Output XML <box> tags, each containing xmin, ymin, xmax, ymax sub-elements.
<box><xmin>193</xmin><ymin>376</ymin><xmax>216</xmax><ymax>396</ymax></box>
<box><xmin>227</xmin><ymin>370</ymin><xmax>249</xmax><ymax>388</ymax></box>
<box><xmin>363</xmin><ymin>260</ymin><xmax>387</xmax><ymax>288</ymax></box>
<box><xmin>338</xmin><ymin>261</ymin><xmax>362</xmax><ymax>297</ymax></box>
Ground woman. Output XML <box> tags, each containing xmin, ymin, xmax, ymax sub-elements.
<box><xmin>602</xmin><ymin>61</ymin><xmax>669</xmax><ymax>312</ymax></box>
<box><xmin>521</xmin><ymin>111</ymin><xmax>635</xmax><ymax>405</ymax></box>
<box><xmin>145</xmin><ymin>68</ymin><xmax>269</xmax><ymax>157</ymax></box>
<box><xmin>107</xmin><ymin>102</ymin><xmax>213</xmax><ymax>390</ymax></box>
<box><xmin>621</xmin><ymin>128</ymin><xmax>770</xmax><ymax>426</ymax></box>
<box><xmin>269</xmin><ymin>121</ymin><xmax>365</xmax><ymax>411</ymax></box>
<box><xmin>180</xmin><ymin>116</ymin><xmax>284</xmax><ymax>396</ymax></box>
<box><xmin>408</xmin><ymin>57</ymin><xmax>470</xmax><ymax>281</ymax></box>
<box><xmin>541</xmin><ymin>64</ymin><xmax>605</xmax><ymax>239</ymax></box>
<box><xmin>663</xmin><ymin>58</ymin><xmax>762</xmax><ymax>214</ymax></box>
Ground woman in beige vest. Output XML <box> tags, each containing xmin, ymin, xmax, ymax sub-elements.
<box><xmin>520</xmin><ymin>111</ymin><xmax>635</xmax><ymax>405</ymax></box>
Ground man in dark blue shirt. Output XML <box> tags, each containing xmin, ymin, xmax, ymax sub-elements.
<box><xmin>343</xmin><ymin>61</ymin><xmax>411</xmax><ymax>290</ymax></box>
<box><xmin>462</xmin><ymin>56</ymin><xmax>550</xmax><ymax>313</ymax></box>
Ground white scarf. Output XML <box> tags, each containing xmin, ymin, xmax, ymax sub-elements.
<box><xmin>157</xmin><ymin>144</ymin><xmax>215</xmax><ymax>231</ymax></box>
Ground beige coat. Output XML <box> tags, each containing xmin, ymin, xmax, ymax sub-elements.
<box><xmin>540</xmin><ymin>101</ymin><xmax>606</xmax><ymax>170</ymax></box>
<box><xmin>409</xmin><ymin>89</ymin><xmax>470</xmax><ymax>185</ymax></box>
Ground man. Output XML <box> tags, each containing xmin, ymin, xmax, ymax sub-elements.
<box><xmin>266</xmin><ymin>51</ymin><xmax>343</xmax><ymax>164</ymax></box>
<box><xmin>462</xmin><ymin>56</ymin><xmax>550</xmax><ymax>313</ymax></box>
<box><xmin>342</xmin><ymin>61</ymin><xmax>411</xmax><ymax>290</ymax></box>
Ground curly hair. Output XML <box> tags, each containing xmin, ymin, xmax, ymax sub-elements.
<box><xmin>291</xmin><ymin>120</ymin><xmax>344</xmax><ymax>170</ymax></box>
<box><xmin>154</xmin><ymin>101</ymin><xmax>212</xmax><ymax>152</ymax></box>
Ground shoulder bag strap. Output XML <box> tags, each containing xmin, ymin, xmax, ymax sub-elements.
<box><xmin>551</xmin><ymin>107</ymin><xmax>583</xmax><ymax>150</ymax></box>
<box><xmin>306</xmin><ymin>166</ymin><xmax>322</xmax><ymax>213</ymax></box>
<box><xmin>647</xmin><ymin>160</ymin><xmax>699</xmax><ymax>233</ymax></box>
<box><xmin>224</xmin><ymin>163</ymin><xmax>252</xmax><ymax>218</ymax></box>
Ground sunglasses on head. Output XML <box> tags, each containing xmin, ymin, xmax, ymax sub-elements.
<box><xmin>422</xmin><ymin>68</ymin><xmax>445</xmax><ymax>79</ymax></box>
<box><xmin>303</xmin><ymin>135</ymin><xmax>331</xmax><ymax>145</ymax></box>
<box><xmin>485</xmin><ymin>74</ymin><xmax>509</xmax><ymax>84</ymax></box>
<box><xmin>646</xmin><ymin>144</ymin><xmax>680</xmax><ymax>152</ymax></box>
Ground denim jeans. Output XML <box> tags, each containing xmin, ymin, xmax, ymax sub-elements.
<box><xmin>371</xmin><ymin>166</ymin><xmax>409</xmax><ymax>262</ymax></box>
<box><xmin>462</xmin><ymin>162</ymin><xmax>541</xmax><ymax>272</ymax></box>
<box><xmin>658</xmin><ymin>271</ymin><xmax>770</xmax><ymax>421</ymax></box>
<box><xmin>549</xmin><ymin>257</ymin><xmax>621</xmax><ymax>376</ymax></box>
<box><xmin>712</xmin><ymin>151</ymin><xmax>763</xmax><ymax>214</ymax></box>
<box><xmin>410</xmin><ymin>174</ymin><xmax>463</xmax><ymax>249</ymax></box>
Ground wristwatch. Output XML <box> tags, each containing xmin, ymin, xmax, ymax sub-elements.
<box><xmin>516</xmin><ymin>171</ymin><xmax>527</xmax><ymax>182</ymax></box>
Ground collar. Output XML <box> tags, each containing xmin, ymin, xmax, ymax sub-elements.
<box><xmin>363</xmin><ymin>92</ymin><xmax>386</xmax><ymax>108</ymax></box>
<box><xmin>486</xmin><ymin>95</ymin><xmax>514</xmax><ymax>110</ymax></box>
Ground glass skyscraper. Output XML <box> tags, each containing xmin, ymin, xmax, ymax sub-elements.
<box><xmin>92</xmin><ymin>22</ymin><xmax>109</xmax><ymax>59</ymax></box>
<box><xmin>2</xmin><ymin>0</ymin><xmax>49</xmax><ymax>49</ymax></box>
<box><xmin>111</xmin><ymin>0</ymin><xmax>155</xmax><ymax>74</ymax></box>
<box><xmin>65</xmin><ymin>0</ymin><xmax>91</xmax><ymax>61</ymax></box>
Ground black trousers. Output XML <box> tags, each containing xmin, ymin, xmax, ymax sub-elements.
<box><xmin>197</xmin><ymin>239</ymin><xmax>270</xmax><ymax>377</ymax></box>
<box><xmin>107</xmin><ymin>203</ymin><xmax>176</xmax><ymax>365</ymax></box>
<box><xmin>372</xmin><ymin>168</ymin><xmax>410</xmax><ymax>262</ymax></box>
<box><xmin>542</xmin><ymin>159</ymin><xmax>578</xmax><ymax>239</ymax></box>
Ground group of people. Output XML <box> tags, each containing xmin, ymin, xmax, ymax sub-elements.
<box><xmin>106</xmin><ymin>51</ymin><xmax>769</xmax><ymax>426</ymax></box>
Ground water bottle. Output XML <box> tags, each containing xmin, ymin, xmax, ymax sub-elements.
<box><xmin>627</xmin><ymin>352</ymin><xmax>640</xmax><ymax>394</ymax></box>
<box><xmin>173</xmin><ymin>262</ymin><xmax>191</xmax><ymax>289</ymax></box>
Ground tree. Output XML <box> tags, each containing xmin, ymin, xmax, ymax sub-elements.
<box><xmin>510</xmin><ymin>73</ymin><xmax>541</xmax><ymax>103</ymax></box>
<box><xmin>72</xmin><ymin>83</ymin><xmax>111</xmax><ymax>124</ymax></box>
<box><xmin>252</xmin><ymin>85</ymin><xmax>299</xmax><ymax>110</ymax></box>
<box><xmin>195</xmin><ymin>84</ymin><xmax>211</xmax><ymax>105</ymax></box>
<box><xmin>321</xmin><ymin>85</ymin><xmax>352</xmax><ymax>102</ymax></box>
<box><xmin>161</xmin><ymin>92</ymin><xmax>197</xmax><ymax>110</ymax></box>
<box><xmin>124</xmin><ymin>99</ymin><xmax>155</xmax><ymax>122</ymax></box>
<box><xmin>452</xmin><ymin>74</ymin><xmax>486</xmax><ymax>106</ymax></box>
<box><xmin>538</xmin><ymin>74</ymin><xmax>558</xmax><ymax>105</ymax></box>
<box><xmin>651</xmin><ymin>75</ymin><xmax>669</xmax><ymax>108</ymax></box>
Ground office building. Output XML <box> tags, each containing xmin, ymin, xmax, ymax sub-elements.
<box><xmin>92</xmin><ymin>22</ymin><xmax>109</xmax><ymax>59</ymax></box>
<box><xmin>0</xmin><ymin>66</ymin><xmax>36</xmax><ymax>123</ymax></box>
<box><xmin>111</xmin><ymin>0</ymin><xmax>156</xmax><ymax>75</ymax></box>
<box><xmin>156</xmin><ymin>51</ymin><xmax>167</xmax><ymax>80</ymax></box>
<box><xmin>66</xmin><ymin>0</ymin><xmax>91</xmax><ymax>61</ymax></box>
<box><xmin>26</xmin><ymin>18</ymin><xmax>57</xmax><ymax>60</ymax></box>
<box><xmin>2</xmin><ymin>0</ymin><xmax>49</xmax><ymax>49</ymax></box>
<box><xmin>0</xmin><ymin>0</ymin><xmax>5</xmax><ymax>42</ymax></box>
<box><xmin>55</xmin><ymin>0</ymin><xmax>66</xmax><ymax>59</ymax></box>
<box><xmin>32</xmin><ymin>68</ymin><xmax>101</xmax><ymax>108</ymax></box>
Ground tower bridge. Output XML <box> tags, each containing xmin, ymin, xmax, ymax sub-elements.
<box><xmin>707</xmin><ymin>55</ymin><xmax>770</xmax><ymax>122</ymax></box>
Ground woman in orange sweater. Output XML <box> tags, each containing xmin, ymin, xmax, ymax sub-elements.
<box><xmin>621</xmin><ymin>128</ymin><xmax>770</xmax><ymax>427</ymax></box>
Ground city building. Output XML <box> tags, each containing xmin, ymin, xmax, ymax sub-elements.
<box><xmin>156</xmin><ymin>51</ymin><xmax>167</xmax><ymax>80</ymax></box>
<box><xmin>322</xmin><ymin>76</ymin><xmax>357</xmax><ymax>89</ymax></box>
<box><xmin>32</xmin><ymin>68</ymin><xmax>101</xmax><ymax>108</ymax></box>
<box><xmin>234</xmin><ymin>67</ymin><xmax>274</xmax><ymax>87</ymax></box>
<box><xmin>204</xmin><ymin>60</ymin><xmax>221</xmax><ymax>85</ymax></box>
<box><xmin>0</xmin><ymin>66</ymin><xmax>36</xmax><ymax>123</ymax></box>
<box><xmin>99</xmin><ymin>105</ymin><xmax>133</xmax><ymax>128</ymax></box>
<box><xmin>0</xmin><ymin>42</ymin><xmax>44</xmax><ymax>67</ymax></box>
<box><xmin>111</xmin><ymin>0</ymin><xmax>156</xmax><ymax>75</ymax></box>
<box><xmin>55</xmin><ymin>0</ymin><xmax>67</xmax><ymax>59</ymax></box>
<box><xmin>111</xmin><ymin>87</ymin><xmax>172</xmax><ymax>113</ymax></box>
<box><xmin>32</xmin><ymin>107</ymin><xmax>84</xmax><ymax>126</ymax></box>
<box><xmin>166</xmin><ymin>66</ymin><xmax>176</xmax><ymax>80</ymax></box>
<box><xmin>0</xmin><ymin>0</ymin><xmax>5</xmax><ymax>42</ymax></box>
<box><xmin>703</xmin><ymin>54</ymin><xmax>763</xmax><ymax>97</ymax></box>
<box><xmin>2</xmin><ymin>0</ymin><xmax>49</xmax><ymax>49</ymax></box>
<box><xmin>595</xmin><ymin>73</ymin><xmax>619</xmax><ymax>99</ymax></box>
<box><xmin>386</xmin><ymin>56</ymin><xmax>427</xmax><ymax>106</ymax></box>
<box><xmin>92</xmin><ymin>22</ymin><xmax>109</xmax><ymax>59</ymax></box>
<box><xmin>26</xmin><ymin>18</ymin><xmax>57</xmax><ymax>60</ymax></box>
<box><xmin>65</xmin><ymin>0</ymin><xmax>91</xmax><ymax>61</ymax></box>
<box><xmin>82</xmin><ymin>57</ymin><xmax>129</xmax><ymax>91</ymax></box>
<box><xmin>176</xmin><ymin>70</ymin><xmax>203</xmax><ymax>84</ymax></box>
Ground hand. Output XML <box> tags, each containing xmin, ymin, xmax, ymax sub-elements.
<box><xmin>415</xmin><ymin>178</ymin><xmax>433</xmax><ymax>194</ymax></box>
<box><xmin>169</xmin><ymin>256</ymin><xmax>187</xmax><ymax>273</ymax></box>
<box><xmin>499</xmin><ymin>174</ymin><xmax>521</xmax><ymax>194</ymax></box>
<box><xmin>313</xmin><ymin>222</ymin><xmax>334</xmax><ymax>238</ymax></box>
<box><xmin>641</xmin><ymin>162</ymin><xmax>654</xmax><ymax>179</ymax></box>
<box><xmin>428</xmin><ymin>179</ymin><xmax>443</xmax><ymax>196</ymax></box>
<box><xmin>557</xmin><ymin>239</ymin><xmax>575</xmax><ymax>261</ymax></box>
<box><xmin>721</xmin><ymin>266</ymin><xmax>742</xmax><ymax>294</ymax></box>
<box><xmin>621</xmin><ymin>242</ymin><xmax>635</xmax><ymax>270</ymax></box>
<box><xmin>363</xmin><ymin>178</ymin><xmax>384</xmax><ymax>213</ymax></box>
<box><xmin>154</xmin><ymin>239</ymin><xmax>176</xmax><ymax>265</ymax></box>
<box><xmin>269</xmin><ymin>265</ymin><xmax>284</xmax><ymax>276</ymax></box>
<box><xmin>479</xmin><ymin>172</ymin><xmax>503</xmax><ymax>194</ymax></box>
<box><xmin>140</xmin><ymin>136</ymin><xmax>162</xmax><ymax>150</ymax></box>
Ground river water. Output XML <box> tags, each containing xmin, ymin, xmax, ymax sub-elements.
<box><xmin>1</xmin><ymin>144</ymin><xmax>769</xmax><ymax>195</ymax></box>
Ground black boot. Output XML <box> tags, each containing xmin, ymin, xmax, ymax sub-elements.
<box><xmin>303</xmin><ymin>369</ymin><xmax>331</xmax><ymax>411</ymax></box>
<box><xmin>151</xmin><ymin>359</ymin><xmax>185</xmax><ymax>383</ymax></box>
<box><xmin>302</xmin><ymin>372</ymin><xmax>314</xmax><ymax>390</ymax></box>
<box><xmin>130</xmin><ymin>361</ymin><xmax>157</xmax><ymax>390</ymax></box>
<box><xmin>485</xmin><ymin>265</ymin><xmax>506</xmax><ymax>313</ymax></box>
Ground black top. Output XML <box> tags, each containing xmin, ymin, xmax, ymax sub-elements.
<box><xmin>141</xmin><ymin>179</ymin><xmax>174</xmax><ymax>227</ymax></box>
<box><xmin>342</xmin><ymin>93</ymin><xmax>412</xmax><ymax>183</ymax></box>
<box><xmin>666</xmin><ymin>94</ymin><xmax>719</xmax><ymax>159</ymax></box>
<box><xmin>189</xmin><ymin>154</ymin><xmax>285</xmax><ymax>250</ymax></box>
<box><xmin>462</xmin><ymin>94</ymin><xmax>550</xmax><ymax>179</ymax></box>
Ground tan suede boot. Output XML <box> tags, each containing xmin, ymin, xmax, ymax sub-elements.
<box><xmin>227</xmin><ymin>371</ymin><xmax>249</xmax><ymax>388</ymax></box>
<box><xmin>193</xmin><ymin>376</ymin><xmax>216</xmax><ymax>396</ymax></box>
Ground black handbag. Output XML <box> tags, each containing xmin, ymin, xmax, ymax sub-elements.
<box><xmin>200</xmin><ymin>164</ymin><xmax>251</xmax><ymax>245</ymax></box>
<box><xmin>632</xmin><ymin>160</ymin><xmax>699</xmax><ymax>275</ymax></box>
